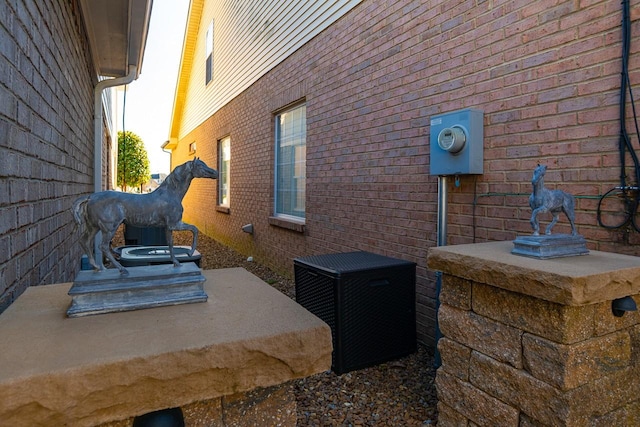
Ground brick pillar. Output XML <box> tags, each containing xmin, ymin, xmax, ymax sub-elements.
<box><xmin>427</xmin><ymin>241</ymin><xmax>640</xmax><ymax>426</ymax></box>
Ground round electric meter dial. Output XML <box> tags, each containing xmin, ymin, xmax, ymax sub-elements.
<box><xmin>437</xmin><ymin>126</ymin><xmax>466</xmax><ymax>153</ymax></box>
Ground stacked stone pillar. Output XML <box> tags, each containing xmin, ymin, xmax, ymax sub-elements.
<box><xmin>427</xmin><ymin>241</ymin><xmax>640</xmax><ymax>426</ymax></box>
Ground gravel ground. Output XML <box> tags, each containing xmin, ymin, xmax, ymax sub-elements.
<box><xmin>112</xmin><ymin>229</ymin><xmax>439</xmax><ymax>426</ymax></box>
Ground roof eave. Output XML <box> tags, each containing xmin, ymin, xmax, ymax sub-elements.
<box><xmin>168</xmin><ymin>0</ymin><xmax>204</xmax><ymax>144</ymax></box>
<box><xmin>79</xmin><ymin>0</ymin><xmax>153</xmax><ymax>79</ymax></box>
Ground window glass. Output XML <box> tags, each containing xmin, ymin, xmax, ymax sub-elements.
<box><xmin>218</xmin><ymin>136</ymin><xmax>230</xmax><ymax>207</ymax></box>
<box><xmin>205</xmin><ymin>20</ymin><xmax>214</xmax><ymax>85</ymax></box>
<box><xmin>275</xmin><ymin>104</ymin><xmax>306</xmax><ymax>219</ymax></box>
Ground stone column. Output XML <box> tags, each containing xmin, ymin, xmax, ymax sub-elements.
<box><xmin>427</xmin><ymin>241</ymin><xmax>640</xmax><ymax>426</ymax></box>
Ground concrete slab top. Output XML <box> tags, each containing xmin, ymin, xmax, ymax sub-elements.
<box><xmin>0</xmin><ymin>268</ymin><xmax>333</xmax><ymax>427</ymax></box>
<box><xmin>428</xmin><ymin>241</ymin><xmax>640</xmax><ymax>305</ymax></box>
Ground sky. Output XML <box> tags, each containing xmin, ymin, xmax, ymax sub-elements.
<box><xmin>119</xmin><ymin>0</ymin><xmax>190</xmax><ymax>175</ymax></box>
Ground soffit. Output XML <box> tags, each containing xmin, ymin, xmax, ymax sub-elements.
<box><xmin>79</xmin><ymin>0</ymin><xmax>153</xmax><ymax>78</ymax></box>
<box><xmin>169</xmin><ymin>0</ymin><xmax>204</xmax><ymax>142</ymax></box>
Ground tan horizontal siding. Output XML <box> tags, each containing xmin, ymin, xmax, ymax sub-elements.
<box><xmin>178</xmin><ymin>0</ymin><xmax>363</xmax><ymax>140</ymax></box>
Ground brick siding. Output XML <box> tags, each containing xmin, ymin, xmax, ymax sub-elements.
<box><xmin>0</xmin><ymin>0</ymin><xmax>98</xmax><ymax>312</ymax></box>
<box><xmin>172</xmin><ymin>0</ymin><xmax>640</xmax><ymax>345</ymax></box>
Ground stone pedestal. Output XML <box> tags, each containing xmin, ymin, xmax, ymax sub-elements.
<box><xmin>427</xmin><ymin>241</ymin><xmax>640</xmax><ymax>426</ymax></box>
<box><xmin>0</xmin><ymin>268</ymin><xmax>332</xmax><ymax>427</ymax></box>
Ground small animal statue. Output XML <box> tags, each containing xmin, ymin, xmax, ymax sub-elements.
<box><xmin>73</xmin><ymin>158</ymin><xmax>218</xmax><ymax>275</ymax></box>
<box><xmin>529</xmin><ymin>164</ymin><xmax>577</xmax><ymax>236</ymax></box>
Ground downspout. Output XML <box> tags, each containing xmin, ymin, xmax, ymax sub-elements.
<box><xmin>93</xmin><ymin>65</ymin><xmax>138</xmax><ymax>192</ymax></box>
<box><xmin>161</xmin><ymin>139</ymin><xmax>173</xmax><ymax>169</ymax></box>
<box><xmin>92</xmin><ymin>66</ymin><xmax>137</xmax><ymax>268</ymax></box>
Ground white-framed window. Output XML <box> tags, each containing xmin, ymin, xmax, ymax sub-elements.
<box><xmin>205</xmin><ymin>20</ymin><xmax>214</xmax><ymax>85</ymax></box>
<box><xmin>274</xmin><ymin>103</ymin><xmax>306</xmax><ymax>220</ymax></box>
<box><xmin>218</xmin><ymin>136</ymin><xmax>230</xmax><ymax>207</ymax></box>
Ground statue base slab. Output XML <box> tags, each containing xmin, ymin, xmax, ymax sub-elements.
<box><xmin>511</xmin><ymin>234</ymin><xmax>589</xmax><ymax>259</ymax></box>
<box><xmin>67</xmin><ymin>262</ymin><xmax>207</xmax><ymax>317</ymax></box>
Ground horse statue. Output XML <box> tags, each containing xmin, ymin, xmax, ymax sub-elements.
<box><xmin>529</xmin><ymin>164</ymin><xmax>577</xmax><ymax>236</ymax></box>
<box><xmin>73</xmin><ymin>158</ymin><xmax>218</xmax><ymax>275</ymax></box>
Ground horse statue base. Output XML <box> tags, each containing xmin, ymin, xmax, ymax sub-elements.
<box><xmin>67</xmin><ymin>262</ymin><xmax>207</xmax><ymax>317</ymax></box>
<box><xmin>511</xmin><ymin>234</ymin><xmax>589</xmax><ymax>259</ymax></box>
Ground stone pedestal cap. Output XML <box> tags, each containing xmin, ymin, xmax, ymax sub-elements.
<box><xmin>428</xmin><ymin>241</ymin><xmax>640</xmax><ymax>306</ymax></box>
<box><xmin>0</xmin><ymin>268</ymin><xmax>332</xmax><ymax>426</ymax></box>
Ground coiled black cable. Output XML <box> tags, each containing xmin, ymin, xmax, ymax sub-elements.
<box><xmin>596</xmin><ymin>186</ymin><xmax>638</xmax><ymax>230</ymax></box>
<box><xmin>597</xmin><ymin>0</ymin><xmax>640</xmax><ymax>232</ymax></box>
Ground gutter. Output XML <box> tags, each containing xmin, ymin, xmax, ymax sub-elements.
<box><xmin>93</xmin><ymin>65</ymin><xmax>138</xmax><ymax>193</ymax></box>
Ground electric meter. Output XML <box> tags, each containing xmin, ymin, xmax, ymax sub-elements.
<box><xmin>429</xmin><ymin>108</ymin><xmax>483</xmax><ymax>175</ymax></box>
<box><xmin>437</xmin><ymin>126</ymin><xmax>466</xmax><ymax>153</ymax></box>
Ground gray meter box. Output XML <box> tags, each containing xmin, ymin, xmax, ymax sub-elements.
<box><xmin>429</xmin><ymin>108</ymin><xmax>483</xmax><ymax>175</ymax></box>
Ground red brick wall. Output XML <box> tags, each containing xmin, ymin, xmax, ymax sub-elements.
<box><xmin>173</xmin><ymin>0</ymin><xmax>640</xmax><ymax>345</ymax></box>
<box><xmin>0</xmin><ymin>0</ymin><xmax>96</xmax><ymax>311</ymax></box>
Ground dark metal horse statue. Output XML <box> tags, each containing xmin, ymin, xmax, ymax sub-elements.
<box><xmin>73</xmin><ymin>158</ymin><xmax>218</xmax><ymax>275</ymax></box>
<box><xmin>529</xmin><ymin>164</ymin><xmax>577</xmax><ymax>236</ymax></box>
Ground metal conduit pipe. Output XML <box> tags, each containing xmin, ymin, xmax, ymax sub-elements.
<box><xmin>434</xmin><ymin>175</ymin><xmax>448</xmax><ymax>368</ymax></box>
<box><xmin>437</xmin><ymin>176</ymin><xmax>448</xmax><ymax>247</ymax></box>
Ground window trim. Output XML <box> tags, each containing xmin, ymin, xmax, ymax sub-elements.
<box><xmin>218</xmin><ymin>135</ymin><xmax>230</xmax><ymax>208</ymax></box>
<box><xmin>268</xmin><ymin>215</ymin><xmax>305</xmax><ymax>233</ymax></box>
<box><xmin>273</xmin><ymin>102</ymin><xmax>306</xmax><ymax>221</ymax></box>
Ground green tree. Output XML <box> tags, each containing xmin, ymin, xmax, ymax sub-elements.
<box><xmin>117</xmin><ymin>131</ymin><xmax>150</xmax><ymax>192</ymax></box>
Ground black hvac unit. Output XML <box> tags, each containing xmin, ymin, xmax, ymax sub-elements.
<box><xmin>124</xmin><ymin>224</ymin><xmax>168</xmax><ymax>246</ymax></box>
<box><xmin>294</xmin><ymin>251</ymin><xmax>417</xmax><ymax>375</ymax></box>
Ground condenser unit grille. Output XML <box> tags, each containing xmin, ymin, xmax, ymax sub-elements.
<box><xmin>294</xmin><ymin>251</ymin><xmax>417</xmax><ymax>375</ymax></box>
